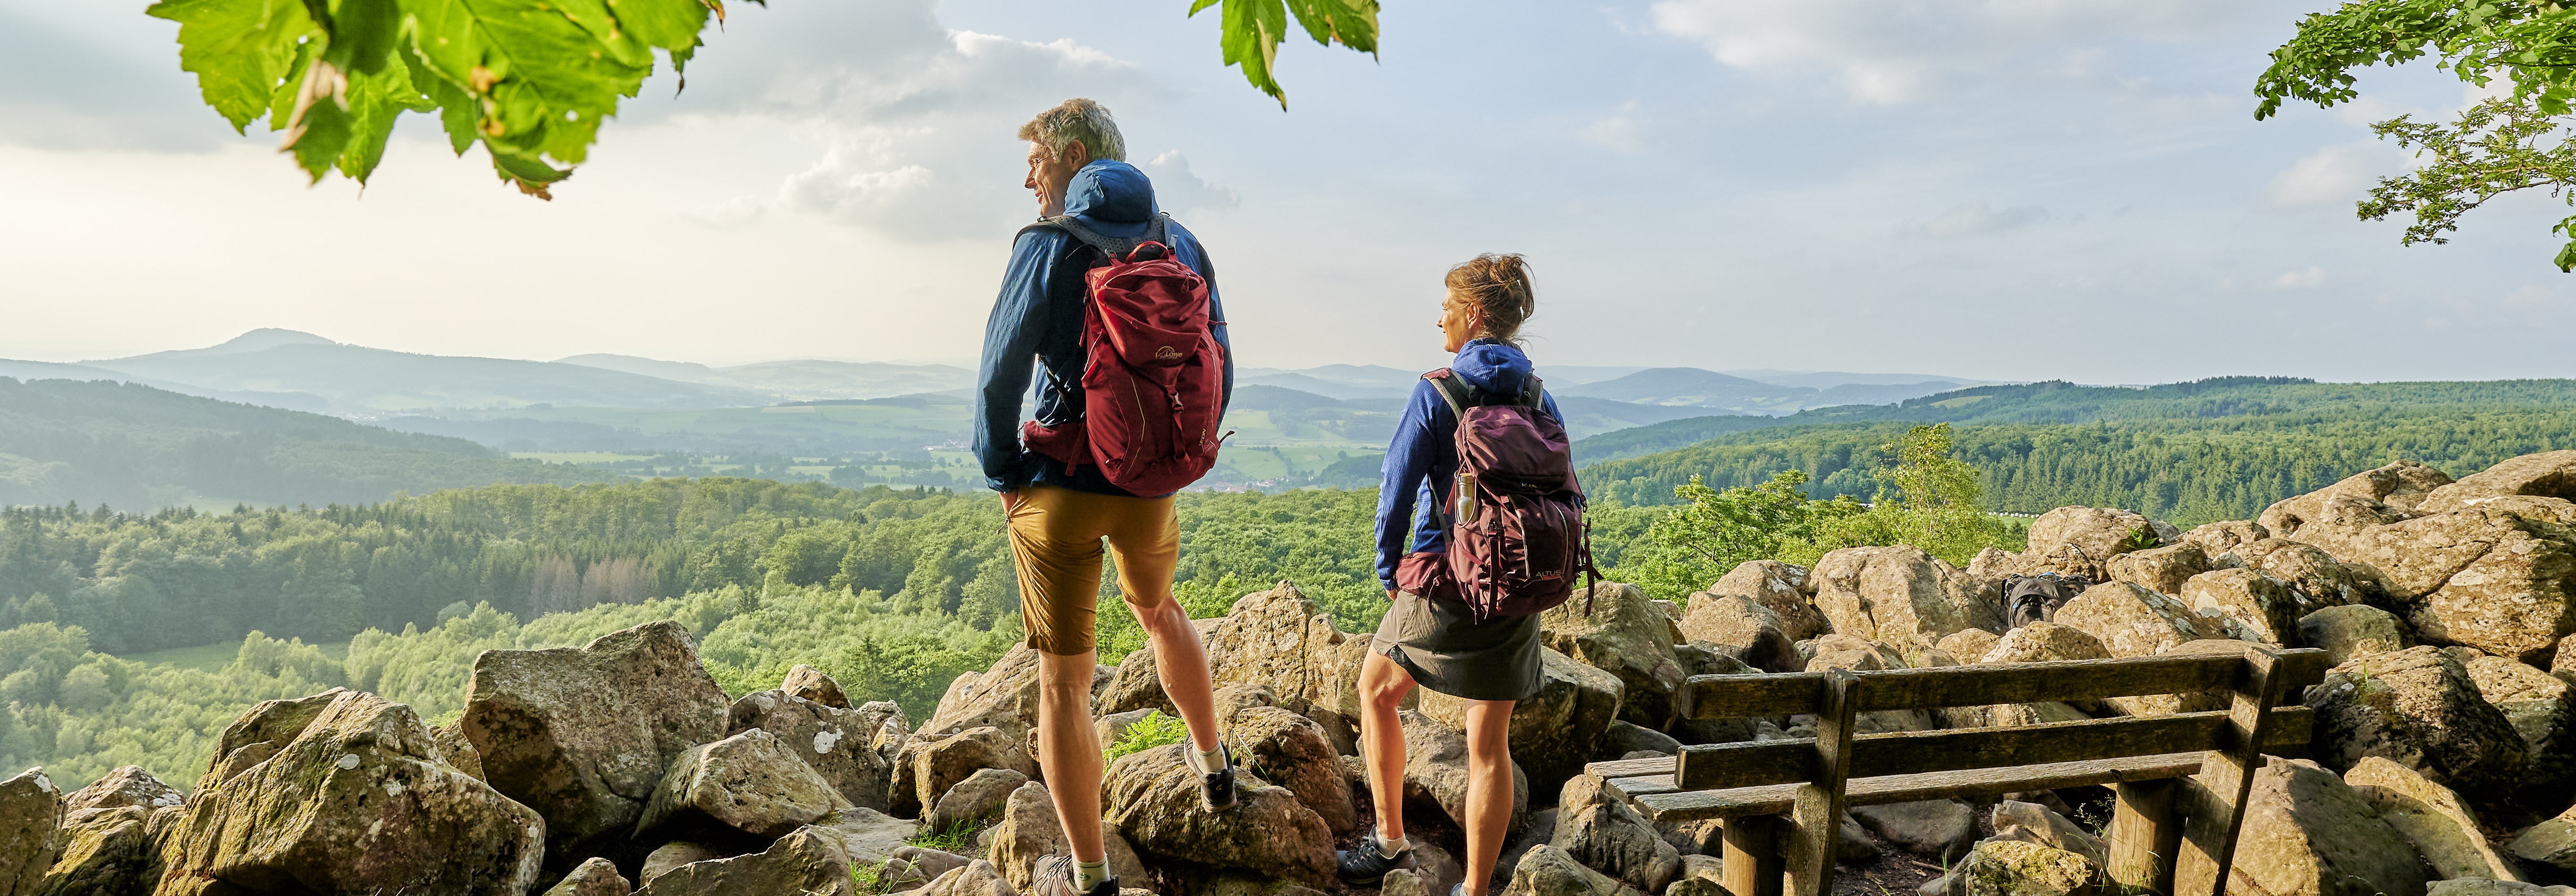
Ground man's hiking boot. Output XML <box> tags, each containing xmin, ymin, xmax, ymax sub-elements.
<box><xmin>1030</xmin><ymin>855</ymin><xmax>1117</xmax><ymax>896</ymax></box>
<box><xmin>1334</xmin><ymin>833</ymin><xmax>1417</xmax><ymax>885</ymax></box>
<box><xmin>1198</xmin><ymin>743</ymin><xmax>1237</xmax><ymax>811</ymax></box>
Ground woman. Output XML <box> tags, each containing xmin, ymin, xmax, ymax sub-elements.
<box><xmin>1340</xmin><ymin>254</ymin><xmax>1564</xmax><ymax>896</ymax></box>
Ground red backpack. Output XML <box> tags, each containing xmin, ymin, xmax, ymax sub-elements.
<box><xmin>1423</xmin><ymin>368</ymin><xmax>1599</xmax><ymax>622</ymax></box>
<box><xmin>1018</xmin><ymin>214</ymin><xmax>1226</xmax><ymax>496</ymax></box>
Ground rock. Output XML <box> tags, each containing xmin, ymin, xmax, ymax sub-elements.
<box><xmin>1679</xmin><ymin>594</ymin><xmax>1801</xmax><ymax>674</ymax></box>
<box><xmin>1389</xmin><ymin>709</ymin><xmax>1531</xmax><ymax>835</ymax></box>
<box><xmin>782</xmin><ymin>664</ymin><xmax>851</xmax><ymax>708</ymax></box>
<box><xmin>1970</xmin><ymin>543</ymin><xmax>2104</xmax><ymax>584</ymax></box>
<box><xmin>1839</xmin><ymin>812</ymin><xmax>1879</xmax><ymax>863</ymax></box>
<box><xmin>915</xmin><ymin>859</ymin><xmax>1013</xmax><ymax>896</ymax></box>
<box><xmin>0</xmin><ymin>769</ymin><xmax>62</xmax><ymax>895</ymax></box>
<box><xmin>640</xmin><ymin>841</ymin><xmax>722</xmax><ymax>884</ymax></box>
<box><xmin>35</xmin><ymin>805</ymin><xmax>157</xmax><ymax>896</ymax></box>
<box><xmin>1990</xmin><ymin>800</ymin><xmax>2107</xmax><ymax>868</ymax></box>
<box><xmin>1980</xmin><ymin>621</ymin><xmax>2112</xmax><ymax>665</ymax></box>
<box><xmin>2228</xmin><ymin>755</ymin><xmax>2427</xmax><ymax>896</ymax></box>
<box><xmin>729</xmin><ymin>689</ymin><xmax>898</xmax><ymax>811</ymax></box>
<box><xmin>2342</xmin><ymin>755</ymin><xmax>2521</xmax><ymax>881</ymax></box>
<box><xmin>1669</xmin><ymin>879</ymin><xmax>1729</xmax><ymax>896</ymax></box>
<box><xmin>2105</xmin><ymin>542</ymin><xmax>2209</xmax><ymax>596</ymax></box>
<box><xmin>1420</xmin><ymin>648</ymin><xmax>1623</xmax><ymax>796</ymax></box>
<box><xmin>1955</xmin><ymin>839</ymin><xmax>2098</xmax><ymax>896</ymax></box>
<box><xmin>2261</xmin><ymin>461</ymin><xmax>2456</xmax><ymax>537</ymax></box>
<box><xmin>1204</xmin><ymin>581</ymin><xmax>1365</xmax><ymax>739</ymax></box>
<box><xmin>919</xmin><ymin>645</ymin><xmax>1044</xmax><ymax>743</ymax></box>
<box><xmin>859</xmin><ymin>700</ymin><xmax>911</xmax><ymax>757</ymax></box>
<box><xmin>1383</xmin><ymin>868</ymin><xmax>1430</xmax><ymax>896</ymax></box>
<box><xmin>1103</xmin><ymin>743</ymin><xmax>1334</xmax><ymax>886</ymax></box>
<box><xmin>925</xmin><ymin>767</ymin><xmax>1026</xmax><ymax>834</ymax></box>
<box><xmin>638</xmin><ymin>728</ymin><xmax>851</xmax><ymax>840</ymax></box>
<box><xmin>2299</xmin><ymin>605</ymin><xmax>2414</xmax><ymax>665</ymax></box>
<box><xmin>1676</xmin><ymin>852</ymin><xmax>1723</xmax><ymax>882</ymax></box>
<box><xmin>429</xmin><ymin>721</ymin><xmax>487</xmax><ymax>782</ymax></box>
<box><xmin>1231</xmin><ymin>705</ymin><xmax>1358</xmax><ymax>836</ymax></box>
<box><xmin>2513</xmin><ymin>804</ymin><xmax>2576</xmax><ymax>873</ymax></box>
<box><xmin>1407</xmin><ymin>840</ymin><xmax>1467</xmax><ymax>896</ymax></box>
<box><xmin>2457</xmin><ymin>652</ymin><xmax>2576</xmax><ymax>797</ymax></box>
<box><xmin>63</xmin><ymin>766</ymin><xmax>180</xmax><ymax>815</ymax></box>
<box><xmin>1543</xmin><ymin>582</ymin><xmax>1691</xmax><ymax>729</ymax></box>
<box><xmin>1933</xmin><ymin>699</ymin><xmax>2092</xmax><ymax>730</ymax></box>
<box><xmin>1803</xmin><ymin>635</ymin><xmax>1936</xmax><ymax>733</ymax></box>
<box><xmin>2406</xmin><ymin>507</ymin><xmax>2576</xmax><ymax>662</ymax></box>
<box><xmin>1502</xmin><ymin>843</ymin><xmax>1649</xmax><ymax>896</ymax></box>
<box><xmin>1196</xmin><ymin>878</ymin><xmax>1329</xmax><ymax>896</ymax></box>
<box><xmin>1553</xmin><ymin>773</ymin><xmax>1680</xmax><ymax>893</ymax></box>
<box><xmin>2050</xmin><ymin>581</ymin><xmax>2225</xmax><ymax>660</ymax></box>
<box><xmin>2426</xmin><ymin>880</ymin><xmax>2576</xmax><ymax>896</ymax></box>
<box><xmin>897</xmin><ymin>726</ymin><xmax>1037</xmax><ymax>821</ymax></box>
<box><xmin>1852</xmin><ymin>799</ymin><xmax>1976</xmax><ymax>860</ymax></box>
<box><xmin>544</xmin><ymin>857</ymin><xmax>633</xmax><ymax>896</ymax></box>
<box><xmin>820</xmin><ymin>806</ymin><xmax>918</xmax><ymax>867</ymax></box>
<box><xmin>2217</xmin><ymin>539</ymin><xmax>2380</xmax><ymax>612</ymax></box>
<box><xmin>1810</xmin><ymin>546</ymin><xmax>2002</xmax><ymax>649</ymax></box>
<box><xmin>1706</xmin><ymin>560</ymin><xmax>1824</xmax><ymax>642</ymax></box>
<box><xmin>1094</xmin><ymin>646</ymin><xmax>1177</xmax><ymax>719</ymax></box>
<box><xmin>158</xmin><ymin>689</ymin><xmax>546</xmax><ymax>896</ymax></box>
<box><xmin>2180</xmin><ymin>520</ymin><xmax>2270</xmax><ymax>559</ymax></box>
<box><xmin>890</xmin><ymin>845</ymin><xmax>972</xmax><ymax>888</ymax></box>
<box><xmin>634</xmin><ymin>824</ymin><xmax>853</xmax><ymax>896</ymax></box>
<box><xmin>2418</xmin><ymin>450</ymin><xmax>2576</xmax><ymax>514</ymax></box>
<box><xmin>2034</xmin><ymin>505</ymin><xmax>2173</xmax><ymax>560</ymax></box>
<box><xmin>1599</xmin><ymin>720</ymin><xmax>1683</xmax><ymax>761</ymax></box>
<box><xmin>2307</xmin><ymin>646</ymin><xmax>2528</xmax><ymax>801</ymax></box>
<box><xmin>464</xmin><ymin>620</ymin><xmax>731</xmax><ymax>860</ymax></box>
<box><xmin>2182</xmin><ymin>569</ymin><xmax>2303</xmax><ymax>646</ymax></box>
<box><xmin>1938</xmin><ymin>628</ymin><xmax>2002</xmax><ymax>664</ymax></box>
<box><xmin>980</xmin><ymin>781</ymin><xmax>1144</xmax><ymax>890</ymax></box>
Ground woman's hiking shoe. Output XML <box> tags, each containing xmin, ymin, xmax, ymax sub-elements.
<box><xmin>1197</xmin><ymin>743</ymin><xmax>1237</xmax><ymax>811</ymax></box>
<box><xmin>1334</xmin><ymin>833</ymin><xmax>1417</xmax><ymax>885</ymax></box>
<box><xmin>1031</xmin><ymin>855</ymin><xmax>1118</xmax><ymax>896</ymax></box>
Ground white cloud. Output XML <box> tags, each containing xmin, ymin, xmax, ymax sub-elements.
<box><xmin>2275</xmin><ymin>266</ymin><xmax>2325</xmax><ymax>288</ymax></box>
<box><xmin>1899</xmin><ymin>201</ymin><xmax>2050</xmax><ymax>238</ymax></box>
<box><xmin>1580</xmin><ymin>102</ymin><xmax>1646</xmax><ymax>152</ymax></box>
<box><xmin>2268</xmin><ymin>141</ymin><xmax>2395</xmax><ymax>207</ymax></box>
<box><xmin>1142</xmin><ymin>151</ymin><xmax>1239</xmax><ymax>216</ymax></box>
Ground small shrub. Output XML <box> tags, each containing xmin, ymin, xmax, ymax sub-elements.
<box><xmin>1104</xmin><ymin>709</ymin><xmax>1189</xmax><ymax>764</ymax></box>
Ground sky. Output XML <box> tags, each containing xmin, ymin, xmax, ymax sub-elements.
<box><xmin>1</xmin><ymin>0</ymin><xmax>2571</xmax><ymax>384</ymax></box>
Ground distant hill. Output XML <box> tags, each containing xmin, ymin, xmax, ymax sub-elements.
<box><xmin>87</xmin><ymin>331</ymin><xmax>770</xmax><ymax>412</ymax></box>
<box><xmin>557</xmin><ymin>354</ymin><xmax>972</xmax><ymax>400</ymax></box>
<box><xmin>1558</xmin><ymin>367</ymin><xmax>1967</xmax><ymax>415</ymax></box>
<box><xmin>0</xmin><ymin>377</ymin><xmax>610</xmax><ymax>510</ymax></box>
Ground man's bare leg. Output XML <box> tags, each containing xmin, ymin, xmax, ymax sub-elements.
<box><xmin>1130</xmin><ymin>595</ymin><xmax>1222</xmax><ymax>752</ymax></box>
<box><xmin>1035</xmin><ymin>647</ymin><xmax>1106</xmax><ymax>863</ymax></box>
<box><xmin>1461</xmin><ymin>697</ymin><xmax>1516</xmax><ymax>896</ymax></box>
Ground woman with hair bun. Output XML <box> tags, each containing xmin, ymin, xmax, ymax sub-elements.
<box><xmin>1339</xmin><ymin>253</ymin><xmax>1565</xmax><ymax>896</ymax></box>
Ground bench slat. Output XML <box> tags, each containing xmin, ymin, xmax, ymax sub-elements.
<box><xmin>1672</xmin><ymin>706</ymin><xmax>2311</xmax><ymax>790</ymax></box>
<box><xmin>1680</xmin><ymin>649</ymin><xmax>2329</xmax><ymax>719</ymax></box>
<box><xmin>1632</xmin><ymin>752</ymin><xmax>2212</xmax><ymax>822</ymax></box>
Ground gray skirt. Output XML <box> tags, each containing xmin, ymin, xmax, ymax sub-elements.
<box><xmin>1371</xmin><ymin>591</ymin><xmax>1545</xmax><ymax>702</ymax></box>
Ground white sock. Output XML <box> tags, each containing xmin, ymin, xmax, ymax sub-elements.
<box><xmin>1378</xmin><ymin>832</ymin><xmax>1408</xmax><ymax>859</ymax></box>
<box><xmin>1074</xmin><ymin>858</ymin><xmax>1111</xmax><ymax>891</ymax></box>
<box><xmin>1189</xmin><ymin>741</ymin><xmax>1227</xmax><ymax>775</ymax></box>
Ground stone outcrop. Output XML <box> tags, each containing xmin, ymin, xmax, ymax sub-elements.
<box><xmin>1955</xmin><ymin>839</ymin><xmax>2098</xmax><ymax>896</ymax></box>
<box><xmin>924</xmin><ymin>767</ymin><xmax>1025</xmax><ymax>834</ymax></box>
<box><xmin>2105</xmin><ymin>542</ymin><xmax>2210</xmax><ymax>597</ymax></box>
<box><xmin>1419</xmin><ymin>648</ymin><xmax>1621</xmax><ymax>796</ymax></box>
<box><xmin>727</xmin><ymin>688</ymin><xmax>897</xmax><ymax>811</ymax></box>
<box><xmin>2218</xmin><ymin>539</ymin><xmax>2379</xmax><ymax>612</ymax></box>
<box><xmin>2306</xmin><ymin>646</ymin><xmax>2528</xmax><ymax>801</ymax></box>
<box><xmin>918</xmin><ymin>644</ymin><xmax>1044</xmax><ymax>742</ymax></box>
<box><xmin>1102</xmin><ymin>743</ymin><xmax>1334</xmax><ymax>887</ymax></box>
<box><xmin>1231</xmin><ymin>705</ymin><xmax>1357</xmax><ymax>836</ymax></box>
<box><xmin>1705</xmin><ymin>560</ymin><xmax>1824</xmax><ymax>641</ymax></box>
<box><xmin>64</xmin><ymin>766</ymin><xmax>181</xmax><ymax>814</ymax></box>
<box><xmin>2299</xmin><ymin>605</ymin><xmax>2413</xmax><ymax>665</ymax></box>
<box><xmin>1</xmin><ymin>768</ymin><xmax>62</xmax><ymax>896</ymax></box>
<box><xmin>2182</xmin><ymin>568</ymin><xmax>2302</xmax><ymax>646</ymax></box>
<box><xmin>1551</xmin><ymin>773</ymin><xmax>1678</xmax><ymax>893</ymax></box>
<box><xmin>2181</xmin><ymin>520</ymin><xmax>2269</xmax><ymax>559</ymax></box>
<box><xmin>1203</xmin><ymin>581</ymin><xmax>1366</xmax><ymax>740</ymax></box>
<box><xmin>1853</xmin><ymin>798</ymin><xmax>1976</xmax><ymax>860</ymax></box>
<box><xmin>2051</xmin><ymin>581</ymin><xmax>2226</xmax><ymax>660</ymax></box>
<box><xmin>2417</xmin><ymin>450</ymin><xmax>2576</xmax><ymax>514</ymax></box>
<box><xmin>2261</xmin><ymin>461</ymin><xmax>2455</xmax><ymax>537</ymax></box>
<box><xmin>2342</xmin><ymin>756</ymin><xmax>2521</xmax><ymax>881</ymax></box>
<box><xmin>463</xmin><ymin>621</ymin><xmax>730</xmax><ymax>860</ymax></box>
<box><xmin>544</xmin><ymin>857</ymin><xmax>632</xmax><ymax>896</ymax></box>
<box><xmin>1811</xmin><ymin>546</ymin><xmax>2002</xmax><ymax>649</ymax></box>
<box><xmin>638</xmin><ymin>728</ymin><xmax>851</xmax><ymax>840</ymax></box>
<box><xmin>1541</xmin><ymin>582</ymin><xmax>1690</xmax><ymax>728</ymax></box>
<box><xmin>1502</xmin><ymin>844</ymin><xmax>1648</xmax><ymax>896</ymax></box>
<box><xmin>38</xmin><ymin>804</ymin><xmax>161</xmax><ymax>896</ymax></box>
<box><xmin>631</xmin><ymin>824</ymin><xmax>852</xmax><ymax>896</ymax></box>
<box><xmin>1392</xmin><ymin>709</ymin><xmax>1530</xmax><ymax>835</ymax></box>
<box><xmin>158</xmin><ymin>689</ymin><xmax>546</xmax><ymax>896</ymax></box>
<box><xmin>780</xmin><ymin>664</ymin><xmax>850</xmax><ymax>709</ymax></box>
<box><xmin>983</xmin><ymin>781</ymin><xmax>1149</xmax><ymax>891</ymax></box>
<box><xmin>1678</xmin><ymin>593</ymin><xmax>1799</xmax><ymax>673</ymax></box>
<box><xmin>2228</xmin><ymin>756</ymin><xmax>2428</xmax><ymax>896</ymax></box>
<box><xmin>2514</xmin><ymin>802</ymin><xmax>2576</xmax><ymax>873</ymax></box>
<box><xmin>2030</xmin><ymin>506</ymin><xmax>2173</xmax><ymax>564</ymax></box>
<box><xmin>895</xmin><ymin>726</ymin><xmax>1037</xmax><ymax>821</ymax></box>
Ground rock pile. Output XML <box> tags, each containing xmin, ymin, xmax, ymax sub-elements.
<box><xmin>12</xmin><ymin>452</ymin><xmax>2576</xmax><ymax>896</ymax></box>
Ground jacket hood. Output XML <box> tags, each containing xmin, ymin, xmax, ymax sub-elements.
<box><xmin>1064</xmin><ymin>160</ymin><xmax>1156</xmax><ymax>223</ymax></box>
<box><xmin>1452</xmin><ymin>339</ymin><xmax>1533</xmax><ymax>396</ymax></box>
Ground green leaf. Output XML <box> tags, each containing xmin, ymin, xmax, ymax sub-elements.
<box><xmin>338</xmin><ymin>56</ymin><xmax>438</xmax><ymax>182</ymax></box>
<box><xmin>406</xmin><ymin>0</ymin><xmax>654</xmax><ymax>166</ymax></box>
<box><xmin>488</xmin><ymin>145</ymin><xmax>572</xmax><ymax>199</ymax></box>
<box><xmin>1203</xmin><ymin>0</ymin><xmax>1378</xmax><ymax>108</ymax></box>
<box><xmin>281</xmin><ymin>58</ymin><xmax>353</xmax><ymax>181</ymax></box>
<box><xmin>1284</xmin><ymin>0</ymin><xmax>1376</xmax><ymax>54</ymax></box>
<box><xmin>148</xmin><ymin>0</ymin><xmax>318</xmax><ymax>132</ymax></box>
<box><xmin>321</xmin><ymin>0</ymin><xmax>402</xmax><ymax>74</ymax></box>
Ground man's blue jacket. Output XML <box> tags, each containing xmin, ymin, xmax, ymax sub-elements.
<box><xmin>974</xmin><ymin>159</ymin><xmax>1233</xmax><ymax>498</ymax></box>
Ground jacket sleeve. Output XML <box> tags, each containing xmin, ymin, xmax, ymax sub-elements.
<box><xmin>1190</xmin><ymin>236</ymin><xmax>1234</xmax><ymax>419</ymax></box>
<box><xmin>1375</xmin><ymin>380</ymin><xmax>1442</xmax><ymax>591</ymax></box>
<box><xmin>974</xmin><ymin>229</ymin><xmax>1058</xmax><ymax>492</ymax></box>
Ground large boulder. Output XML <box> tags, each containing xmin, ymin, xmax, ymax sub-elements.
<box><xmin>463</xmin><ymin>621</ymin><xmax>731</xmax><ymax>860</ymax></box>
<box><xmin>1102</xmin><ymin>743</ymin><xmax>1335</xmax><ymax>887</ymax></box>
<box><xmin>543</xmin><ymin>857</ymin><xmax>632</xmax><ymax>896</ymax></box>
<box><xmin>2513</xmin><ymin>803</ymin><xmax>2576</xmax><ymax>874</ymax></box>
<box><xmin>982</xmin><ymin>781</ymin><xmax>1150</xmax><ymax>891</ymax></box>
<box><xmin>1231</xmin><ymin>705</ymin><xmax>1358</xmax><ymax>836</ymax></box>
<box><xmin>1391</xmin><ymin>709</ymin><xmax>1530</xmax><ymax>836</ymax></box>
<box><xmin>2405</xmin><ymin>506</ymin><xmax>2576</xmax><ymax>662</ymax></box>
<box><xmin>818</xmin><ymin>807</ymin><xmax>917</xmax><ymax>867</ymax></box>
<box><xmin>1970</xmin><ymin>543</ymin><xmax>2105</xmax><ymax>583</ymax></box>
<box><xmin>1805</xmin><ymin>635</ymin><xmax>1935</xmax><ymax>733</ymax></box>
<box><xmin>917</xmin><ymin>644</ymin><xmax>1044</xmax><ymax>742</ymax></box>
<box><xmin>2031</xmin><ymin>506</ymin><xmax>2174</xmax><ymax>562</ymax></box>
<box><xmin>432</xmin><ymin>722</ymin><xmax>487</xmax><ymax>781</ymax></box>
<box><xmin>2228</xmin><ymin>755</ymin><xmax>2428</xmax><ymax>896</ymax></box>
<box><xmin>2182</xmin><ymin>569</ymin><xmax>2303</xmax><ymax>646</ymax></box>
<box><xmin>1854</xmin><ymin>799</ymin><xmax>1977</xmax><ymax>861</ymax></box>
<box><xmin>1094</xmin><ymin>646</ymin><xmax>1177</xmax><ymax>719</ymax></box>
<box><xmin>780</xmin><ymin>664</ymin><xmax>850</xmax><ymax>709</ymax></box>
<box><xmin>157</xmin><ymin>689</ymin><xmax>546</xmax><ymax>896</ymax></box>
<box><xmin>894</xmin><ymin>726</ymin><xmax>1037</xmax><ymax>821</ymax></box>
<box><xmin>1811</xmin><ymin>546</ymin><xmax>2002</xmax><ymax>649</ymax></box>
<box><xmin>2051</xmin><ymin>581</ymin><xmax>2227</xmax><ymax>660</ymax></box>
<box><xmin>1551</xmin><ymin>773</ymin><xmax>1678</xmax><ymax>893</ymax></box>
<box><xmin>1</xmin><ymin>768</ymin><xmax>62</xmax><ymax>896</ymax></box>
<box><xmin>1678</xmin><ymin>594</ymin><xmax>1799</xmax><ymax>673</ymax></box>
<box><xmin>1419</xmin><ymin>648</ymin><xmax>1622</xmax><ymax>796</ymax></box>
<box><xmin>2452</xmin><ymin>650</ymin><xmax>2576</xmax><ymax>798</ymax></box>
<box><xmin>2216</xmin><ymin>539</ymin><xmax>2380</xmax><ymax>612</ymax></box>
<box><xmin>915</xmin><ymin>860</ymin><xmax>1014</xmax><ymax>896</ymax></box>
<box><xmin>1979</xmin><ymin>621</ymin><xmax>2111</xmax><ymax>665</ymax></box>
<box><xmin>1990</xmin><ymin>800</ymin><xmax>2108</xmax><ymax>868</ymax></box>
<box><xmin>1704</xmin><ymin>560</ymin><xmax>1824</xmax><ymax>641</ymax></box>
<box><xmin>2299</xmin><ymin>605</ymin><xmax>2414</xmax><ymax>665</ymax></box>
<box><xmin>924</xmin><ymin>767</ymin><xmax>1025</xmax><ymax>834</ymax></box>
<box><xmin>1204</xmin><ymin>582</ymin><xmax>1364</xmax><ymax>738</ymax></box>
<box><xmin>1955</xmin><ymin>839</ymin><xmax>2098</xmax><ymax>896</ymax></box>
<box><xmin>2261</xmin><ymin>461</ymin><xmax>2456</xmax><ymax>537</ymax></box>
<box><xmin>2180</xmin><ymin>520</ymin><xmax>2270</xmax><ymax>559</ymax></box>
<box><xmin>2418</xmin><ymin>450</ymin><xmax>2576</xmax><ymax>515</ymax></box>
<box><xmin>2425</xmin><ymin>881</ymin><xmax>2576</xmax><ymax>896</ymax></box>
<box><xmin>2306</xmin><ymin>646</ymin><xmax>2528</xmax><ymax>801</ymax></box>
<box><xmin>728</xmin><ymin>689</ymin><xmax>897</xmax><ymax>811</ymax></box>
<box><xmin>37</xmin><ymin>805</ymin><xmax>158</xmax><ymax>896</ymax></box>
<box><xmin>632</xmin><ymin>824</ymin><xmax>852</xmax><ymax>896</ymax></box>
<box><xmin>1541</xmin><ymin>582</ymin><xmax>1690</xmax><ymax>729</ymax></box>
<box><xmin>2105</xmin><ymin>542</ymin><xmax>2210</xmax><ymax>597</ymax></box>
<box><xmin>1502</xmin><ymin>844</ymin><xmax>1649</xmax><ymax>896</ymax></box>
<box><xmin>64</xmin><ymin>766</ymin><xmax>182</xmax><ymax>814</ymax></box>
<box><xmin>2342</xmin><ymin>756</ymin><xmax>2521</xmax><ymax>881</ymax></box>
<box><xmin>637</xmin><ymin>728</ymin><xmax>851</xmax><ymax>840</ymax></box>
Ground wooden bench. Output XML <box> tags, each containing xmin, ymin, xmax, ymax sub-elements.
<box><xmin>1584</xmin><ymin>643</ymin><xmax>2330</xmax><ymax>896</ymax></box>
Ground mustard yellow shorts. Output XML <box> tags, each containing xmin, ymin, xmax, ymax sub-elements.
<box><xmin>1004</xmin><ymin>485</ymin><xmax>1178</xmax><ymax>655</ymax></box>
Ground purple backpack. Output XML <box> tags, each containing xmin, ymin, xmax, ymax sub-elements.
<box><xmin>1423</xmin><ymin>368</ymin><xmax>1599</xmax><ymax>622</ymax></box>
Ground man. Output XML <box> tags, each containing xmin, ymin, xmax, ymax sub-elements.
<box><xmin>974</xmin><ymin>98</ymin><xmax>1237</xmax><ymax>896</ymax></box>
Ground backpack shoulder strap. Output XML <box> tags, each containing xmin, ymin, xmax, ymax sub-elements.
<box><xmin>1422</xmin><ymin>369</ymin><xmax>1472</xmax><ymax>420</ymax></box>
<box><xmin>1518</xmin><ymin>374</ymin><xmax>1546</xmax><ymax>410</ymax></box>
<box><xmin>1023</xmin><ymin>213</ymin><xmax>1172</xmax><ymax>262</ymax></box>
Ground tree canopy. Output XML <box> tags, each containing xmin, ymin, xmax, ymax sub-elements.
<box><xmin>148</xmin><ymin>0</ymin><xmax>1381</xmax><ymax>196</ymax></box>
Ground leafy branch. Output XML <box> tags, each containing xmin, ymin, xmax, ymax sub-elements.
<box><xmin>2360</xmin><ymin>97</ymin><xmax>2576</xmax><ymax>267</ymax></box>
<box><xmin>1188</xmin><ymin>0</ymin><xmax>1380</xmax><ymax>108</ymax></box>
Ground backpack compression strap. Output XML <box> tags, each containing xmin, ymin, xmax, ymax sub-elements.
<box><xmin>1421</xmin><ymin>368</ymin><xmax>1548</xmax><ymax>414</ymax></box>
